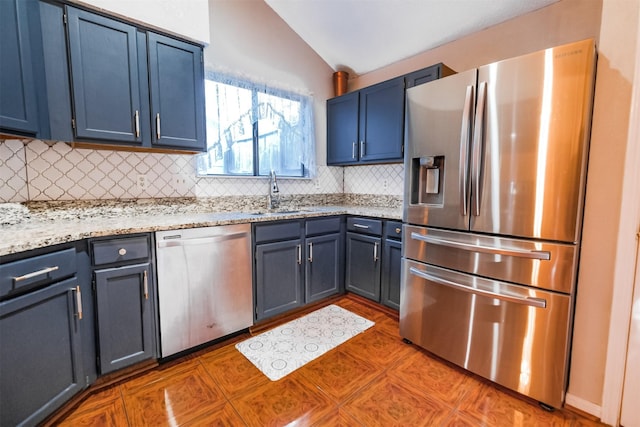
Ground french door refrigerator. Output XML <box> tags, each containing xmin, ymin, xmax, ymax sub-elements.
<box><xmin>400</xmin><ymin>39</ymin><xmax>596</xmax><ymax>408</ymax></box>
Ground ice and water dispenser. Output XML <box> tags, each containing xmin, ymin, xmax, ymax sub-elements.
<box><xmin>410</xmin><ymin>155</ymin><xmax>445</xmax><ymax>205</ymax></box>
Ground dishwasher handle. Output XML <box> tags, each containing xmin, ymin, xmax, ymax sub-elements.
<box><xmin>157</xmin><ymin>232</ymin><xmax>248</xmax><ymax>248</ymax></box>
<box><xmin>408</xmin><ymin>266</ymin><xmax>547</xmax><ymax>308</ymax></box>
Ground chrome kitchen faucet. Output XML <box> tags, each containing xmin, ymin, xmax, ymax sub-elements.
<box><xmin>268</xmin><ymin>170</ymin><xmax>280</xmax><ymax>210</ymax></box>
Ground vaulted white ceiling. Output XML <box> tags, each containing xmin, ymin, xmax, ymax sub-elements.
<box><xmin>264</xmin><ymin>0</ymin><xmax>559</xmax><ymax>75</ymax></box>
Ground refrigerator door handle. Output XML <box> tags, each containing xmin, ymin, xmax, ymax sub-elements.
<box><xmin>410</xmin><ymin>232</ymin><xmax>551</xmax><ymax>260</ymax></box>
<box><xmin>459</xmin><ymin>85</ymin><xmax>474</xmax><ymax>217</ymax></box>
<box><xmin>408</xmin><ymin>266</ymin><xmax>547</xmax><ymax>308</ymax></box>
<box><xmin>471</xmin><ymin>81</ymin><xmax>487</xmax><ymax>216</ymax></box>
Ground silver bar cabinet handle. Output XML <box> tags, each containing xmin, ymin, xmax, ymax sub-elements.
<box><xmin>409</xmin><ymin>266</ymin><xmax>546</xmax><ymax>308</ymax></box>
<box><xmin>353</xmin><ymin>223</ymin><xmax>369</xmax><ymax>229</ymax></box>
<box><xmin>459</xmin><ymin>85</ymin><xmax>474</xmax><ymax>217</ymax></box>
<box><xmin>73</xmin><ymin>285</ymin><xmax>83</xmax><ymax>319</ymax></box>
<box><xmin>13</xmin><ymin>266</ymin><xmax>59</xmax><ymax>282</ymax></box>
<box><xmin>410</xmin><ymin>232</ymin><xmax>550</xmax><ymax>260</ymax></box>
<box><xmin>134</xmin><ymin>110</ymin><xmax>140</xmax><ymax>138</ymax></box>
<box><xmin>352</xmin><ymin>142</ymin><xmax>357</xmax><ymax>159</ymax></box>
<box><xmin>360</xmin><ymin>140</ymin><xmax>365</xmax><ymax>157</ymax></box>
<box><xmin>297</xmin><ymin>244</ymin><xmax>302</xmax><ymax>265</ymax></box>
<box><xmin>143</xmin><ymin>270</ymin><xmax>149</xmax><ymax>300</ymax></box>
<box><xmin>155</xmin><ymin>113</ymin><xmax>161</xmax><ymax>140</ymax></box>
<box><xmin>471</xmin><ymin>81</ymin><xmax>487</xmax><ymax>216</ymax></box>
<box><xmin>308</xmin><ymin>242</ymin><xmax>313</xmax><ymax>263</ymax></box>
<box><xmin>373</xmin><ymin>242</ymin><xmax>379</xmax><ymax>262</ymax></box>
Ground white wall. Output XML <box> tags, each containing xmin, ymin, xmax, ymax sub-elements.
<box><xmin>205</xmin><ymin>0</ymin><xmax>333</xmax><ymax>167</ymax></box>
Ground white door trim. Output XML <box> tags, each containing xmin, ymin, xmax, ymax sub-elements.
<box><xmin>621</xmin><ymin>241</ymin><xmax>640</xmax><ymax>427</ymax></box>
<box><xmin>601</xmin><ymin>4</ymin><xmax>640</xmax><ymax>424</ymax></box>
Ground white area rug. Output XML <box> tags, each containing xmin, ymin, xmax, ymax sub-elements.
<box><xmin>235</xmin><ymin>304</ymin><xmax>374</xmax><ymax>381</ymax></box>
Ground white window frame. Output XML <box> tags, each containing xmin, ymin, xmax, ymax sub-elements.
<box><xmin>197</xmin><ymin>72</ymin><xmax>315</xmax><ymax>178</ymax></box>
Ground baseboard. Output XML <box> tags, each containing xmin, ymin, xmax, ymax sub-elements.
<box><xmin>565</xmin><ymin>393</ymin><xmax>602</xmax><ymax>419</ymax></box>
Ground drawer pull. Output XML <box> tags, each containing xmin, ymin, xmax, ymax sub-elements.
<box><xmin>73</xmin><ymin>285</ymin><xmax>83</xmax><ymax>320</ymax></box>
<box><xmin>353</xmin><ymin>224</ymin><xmax>370</xmax><ymax>229</ymax></box>
<box><xmin>13</xmin><ymin>266</ymin><xmax>59</xmax><ymax>282</ymax></box>
<box><xmin>118</xmin><ymin>248</ymin><xmax>127</xmax><ymax>256</ymax></box>
<box><xmin>143</xmin><ymin>270</ymin><xmax>149</xmax><ymax>300</ymax></box>
<box><xmin>395</xmin><ymin>227</ymin><xmax>401</xmax><ymax>234</ymax></box>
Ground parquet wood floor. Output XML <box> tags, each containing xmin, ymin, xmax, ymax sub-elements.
<box><xmin>58</xmin><ymin>295</ymin><xmax>605</xmax><ymax>426</ymax></box>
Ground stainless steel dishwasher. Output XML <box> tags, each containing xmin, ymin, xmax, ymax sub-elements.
<box><xmin>156</xmin><ymin>224</ymin><xmax>253</xmax><ymax>357</ymax></box>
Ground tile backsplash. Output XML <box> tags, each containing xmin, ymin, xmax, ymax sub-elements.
<box><xmin>0</xmin><ymin>139</ymin><xmax>404</xmax><ymax>203</ymax></box>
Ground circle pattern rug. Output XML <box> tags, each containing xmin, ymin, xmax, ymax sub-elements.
<box><xmin>235</xmin><ymin>304</ymin><xmax>374</xmax><ymax>381</ymax></box>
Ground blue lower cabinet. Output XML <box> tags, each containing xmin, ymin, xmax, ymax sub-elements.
<box><xmin>305</xmin><ymin>233</ymin><xmax>343</xmax><ymax>303</ymax></box>
<box><xmin>255</xmin><ymin>239</ymin><xmax>304</xmax><ymax>321</ymax></box>
<box><xmin>94</xmin><ymin>263</ymin><xmax>155</xmax><ymax>374</ymax></box>
<box><xmin>381</xmin><ymin>238</ymin><xmax>402</xmax><ymax>310</ymax></box>
<box><xmin>345</xmin><ymin>232</ymin><xmax>382</xmax><ymax>301</ymax></box>
<box><xmin>344</xmin><ymin>217</ymin><xmax>402</xmax><ymax>309</ymax></box>
<box><xmin>90</xmin><ymin>234</ymin><xmax>156</xmax><ymax>374</ymax></box>
<box><xmin>254</xmin><ymin>217</ymin><xmax>344</xmax><ymax>321</ymax></box>
<box><xmin>0</xmin><ymin>278</ymin><xmax>84</xmax><ymax>427</ymax></box>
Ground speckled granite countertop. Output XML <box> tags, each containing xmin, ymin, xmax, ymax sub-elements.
<box><xmin>0</xmin><ymin>195</ymin><xmax>403</xmax><ymax>256</ymax></box>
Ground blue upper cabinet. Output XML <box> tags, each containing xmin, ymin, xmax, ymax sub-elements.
<box><xmin>63</xmin><ymin>6</ymin><xmax>205</xmax><ymax>152</ymax></box>
<box><xmin>326</xmin><ymin>63</ymin><xmax>455</xmax><ymax>166</ymax></box>
<box><xmin>326</xmin><ymin>91</ymin><xmax>359</xmax><ymax>165</ymax></box>
<box><xmin>0</xmin><ymin>0</ymin><xmax>49</xmax><ymax>138</ymax></box>
<box><xmin>327</xmin><ymin>77</ymin><xmax>405</xmax><ymax>166</ymax></box>
<box><xmin>404</xmin><ymin>63</ymin><xmax>455</xmax><ymax>89</ymax></box>
<box><xmin>148</xmin><ymin>33</ymin><xmax>205</xmax><ymax>151</ymax></box>
<box><xmin>358</xmin><ymin>77</ymin><xmax>405</xmax><ymax>163</ymax></box>
<box><xmin>66</xmin><ymin>7</ymin><xmax>143</xmax><ymax>145</ymax></box>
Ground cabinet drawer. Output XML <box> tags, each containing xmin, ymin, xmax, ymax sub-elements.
<box><xmin>91</xmin><ymin>236</ymin><xmax>150</xmax><ymax>266</ymax></box>
<box><xmin>0</xmin><ymin>248</ymin><xmax>77</xmax><ymax>299</ymax></box>
<box><xmin>385</xmin><ymin>221</ymin><xmax>403</xmax><ymax>240</ymax></box>
<box><xmin>347</xmin><ymin>217</ymin><xmax>382</xmax><ymax>236</ymax></box>
<box><xmin>305</xmin><ymin>216</ymin><xmax>341</xmax><ymax>236</ymax></box>
<box><xmin>254</xmin><ymin>221</ymin><xmax>301</xmax><ymax>244</ymax></box>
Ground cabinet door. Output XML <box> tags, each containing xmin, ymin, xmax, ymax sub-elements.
<box><xmin>66</xmin><ymin>7</ymin><xmax>143</xmax><ymax>144</ymax></box>
<box><xmin>148</xmin><ymin>32</ymin><xmax>205</xmax><ymax>151</ymax></box>
<box><xmin>0</xmin><ymin>0</ymin><xmax>43</xmax><ymax>135</ymax></box>
<box><xmin>327</xmin><ymin>91</ymin><xmax>359</xmax><ymax>165</ymax></box>
<box><xmin>95</xmin><ymin>263</ymin><xmax>154</xmax><ymax>374</ymax></box>
<box><xmin>381</xmin><ymin>238</ymin><xmax>402</xmax><ymax>310</ymax></box>
<box><xmin>39</xmin><ymin>0</ymin><xmax>73</xmax><ymax>142</ymax></box>
<box><xmin>405</xmin><ymin>63</ymin><xmax>455</xmax><ymax>89</ymax></box>
<box><xmin>305</xmin><ymin>233</ymin><xmax>343</xmax><ymax>303</ymax></box>
<box><xmin>255</xmin><ymin>239</ymin><xmax>303</xmax><ymax>321</ymax></box>
<box><xmin>358</xmin><ymin>77</ymin><xmax>405</xmax><ymax>163</ymax></box>
<box><xmin>0</xmin><ymin>278</ymin><xmax>84</xmax><ymax>427</ymax></box>
<box><xmin>345</xmin><ymin>232</ymin><xmax>381</xmax><ymax>301</ymax></box>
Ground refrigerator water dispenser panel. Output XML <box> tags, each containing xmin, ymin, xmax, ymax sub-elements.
<box><xmin>411</xmin><ymin>156</ymin><xmax>445</xmax><ymax>205</ymax></box>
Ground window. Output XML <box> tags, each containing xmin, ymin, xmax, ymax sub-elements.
<box><xmin>197</xmin><ymin>72</ymin><xmax>315</xmax><ymax>177</ymax></box>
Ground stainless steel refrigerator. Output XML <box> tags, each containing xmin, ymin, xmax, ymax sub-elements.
<box><xmin>400</xmin><ymin>39</ymin><xmax>596</xmax><ymax>408</ymax></box>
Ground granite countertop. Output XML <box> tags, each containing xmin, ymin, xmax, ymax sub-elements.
<box><xmin>0</xmin><ymin>196</ymin><xmax>402</xmax><ymax>256</ymax></box>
